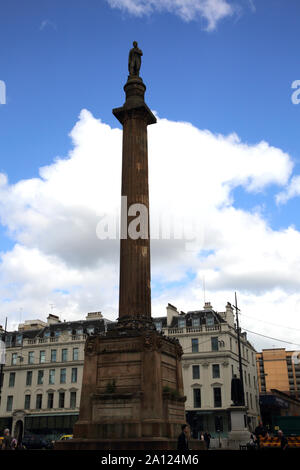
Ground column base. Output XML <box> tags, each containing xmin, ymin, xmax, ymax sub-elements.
<box><xmin>54</xmin><ymin>437</ymin><xmax>207</xmax><ymax>451</ymax></box>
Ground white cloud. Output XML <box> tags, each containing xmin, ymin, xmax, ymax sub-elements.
<box><xmin>276</xmin><ymin>175</ymin><xmax>300</xmax><ymax>205</ymax></box>
<box><xmin>0</xmin><ymin>109</ymin><xmax>299</xmax><ymax>350</ymax></box>
<box><xmin>39</xmin><ymin>20</ymin><xmax>57</xmax><ymax>31</ymax></box>
<box><xmin>106</xmin><ymin>0</ymin><xmax>234</xmax><ymax>30</ymax></box>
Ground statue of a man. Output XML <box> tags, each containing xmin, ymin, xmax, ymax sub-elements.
<box><xmin>231</xmin><ymin>375</ymin><xmax>245</xmax><ymax>406</ymax></box>
<box><xmin>128</xmin><ymin>41</ymin><xmax>143</xmax><ymax>76</ymax></box>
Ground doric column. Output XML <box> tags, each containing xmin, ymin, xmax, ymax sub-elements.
<box><xmin>113</xmin><ymin>72</ymin><xmax>156</xmax><ymax>329</ymax></box>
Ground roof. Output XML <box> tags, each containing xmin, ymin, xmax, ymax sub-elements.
<box><xmin>2</xmin><ymin>317</ymin><xmax>115</xmax><ymax>346</ymax></box>
<box><xmin>153</xmin><ymin>309</ymin><xmax>225</xmax><ymax>329</ymax></box>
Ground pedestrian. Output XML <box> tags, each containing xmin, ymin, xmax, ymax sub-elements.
<box><xmin>247</xmin><ymin>433</ymin><xmax>257</xmax><ymax>451</ymax></box>
<box><xmin>254</xmin><ymin>421</ymin><xmax>267</xmax><ymax>449</ymax></box>
<box><xmin>177</xmin><ymin>424</ymin><xmax>190</xmax><ymax>451</ymax></box>
<box><xmin>278</xmin><ymin>430</ymin><xmax>288</xmax><ymax>451</ymax></box>
<box><xmin>204</xmin><ymin>431</ymin><xmax>211</xmax><ymax>450</ymax></box>
<box><xmin>1</xmin><ymin>428</ymin><xmax>13</xmax><ymax>450</ymax></box>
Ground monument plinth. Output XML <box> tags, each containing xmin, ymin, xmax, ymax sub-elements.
<box><xmin>55</xmin><ymin>42</ymin><xmax>200</xmax><ymax>450</ymax></box>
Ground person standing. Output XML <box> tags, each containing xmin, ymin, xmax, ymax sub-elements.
<box><xmin>204</xmin><ymin>431</ymin><xmax>211</xmax><ymax>450</ymax></box>
<box><xmin>278</xmin><ymin>430</ymin><xmax>288</xmax><ymax>451</ymax></box>
<box><xmin>177</xmin><ymin>424</ymin><xmax>190</xmax><ymax>451</ymax></box>
<box><xmin>1</xmin><ymin>428</ymin><xmax>13</xmax><ymax>450</ymax></box>
<box><xmin>254</xmin><ymin>421</ymin><xmax>267</xmax><ymax>449</ymax></box>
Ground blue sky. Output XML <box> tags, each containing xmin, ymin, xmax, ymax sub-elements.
<box><xmin>0</xmin><ymin>0</ymin><xmax>300</xmax><ymax>350</ymax></box>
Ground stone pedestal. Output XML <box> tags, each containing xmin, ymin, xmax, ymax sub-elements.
<box><xmin>227</xmin><ymin>407</ymin><xmax>251</xmax><ymax>450</ymax></box>
<box><xmin>55</xmin><ymin>329</ymin><xmax>206</xmax><ymax>450</ymax></box>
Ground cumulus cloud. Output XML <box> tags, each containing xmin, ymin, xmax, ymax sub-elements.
<box><xmin>0</xmin><ymin>109</ymin><xmax>299</xmax><ymax>349</ymax></box>
<box><xmin>106</xmin><ymin>0</ymin><xmax>235</xmax><ymax>30</ymax></box>
<box><xmin>276</xmin><ymin>175</ymin><xmax>300</xmax><ymax>205</ymax></box>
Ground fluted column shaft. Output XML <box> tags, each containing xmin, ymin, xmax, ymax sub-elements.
<box><xmin>113</xmin><ymin>77</ymin><xmax>156</xmax><ymax>327</ymax></box>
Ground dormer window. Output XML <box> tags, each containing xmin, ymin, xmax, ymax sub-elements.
<box><xmin>192</xmin><ymin>318</ymin><xmax>200</xmax><ymax>327</ymax></box>
<box><xmin>206</xmin><ymin>315</ymin><xmax>214</xmax><ymax>327</ymax></box>
<box><xmin>16</xmin><ymin>334</ymin><xmax>23</xmax><ymax>346</ymax></box>
<box><xmin>155</xmin><ymin>321</ymin><xmax>162</xmax><ymax>331</ymax></box>
<box><xmin>178</xmin><ymin>318</ymin><xmax>185</xmax><ymax>328</ymax></box>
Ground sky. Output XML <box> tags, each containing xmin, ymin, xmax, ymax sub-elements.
<box><xmin>0</xmin><ymin>0</ymin><xmax>300</xmax><ymax>352</ymax></box>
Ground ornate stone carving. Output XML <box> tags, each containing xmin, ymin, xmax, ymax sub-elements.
<box><xmin>85</xmin><ymin>336</ymin><xmax>97</xmax><ymax>356</ymax></box>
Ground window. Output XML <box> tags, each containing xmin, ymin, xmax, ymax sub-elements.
<box><xmin>70</xmin><ymin>391</ymin><xmax>76</xmax><ymax>409</ymax></box>
<box><xmin>73</xmin><ymin>348</ymin><xmax>79</xmax><ymax>361</ymax></box>
<box><xmin>230</xmin><ymin>338</ymin><xmax>232</xmax><ymax>351</ymax></box>
<box><xmin>24</xmin><ymin>395</ymin><xmax>31</xmax><ymax>410</ymax></box>
<box><xmin>178</xmin><ymin>318</ymin><xmax>185</xmax><ymax>328</ymax></box>
<box><xmin>16</xmin><ymin>334</ymin><xmax>23</xmax><ymax>346</ymax></box>
<box><xmin>9</xmin><ymin>372</ymin><xmax>15</xmax><ymax>387</ymax></box>
<box><xmin>86</xmin><ymin>327</ymin><xmax>94</xmax><ymax>335</ymax></box>
<box><xmin>248</xmin><ymin>374</ymin><xmax>251</xmax><ymax>386</ymax></box>
<box><xmin>6</xmin><ymin>396</ymin><xmax>13</xmax><ymax>412</ymax></box>
<box><xmin>71</xmin><ymin>368</ymin><xmax>77</xmax><ymax>383</ymax></box>
<box><xmin>39</xmin><ymin>351</ymin><xmax>46</xmax><ymax>364</ymax></box>
<box><xmin>244</xmin><ymin>371</ymin><xmax>247</xmax><ymax>385</ymax></box>
<box><xmin>26</xmin><ymin>371</ymin><xmax>32</xmax><ymax>386</ymax></box>
<box><xmin>192</xmin><ymin>365</ymin><xmax>200</xmax><ymax>380</ymax></box>
<box><xmin>211</xmin><ymin>337</ymin><xmax>219</xmax><ymax>351</ymax></box>
<box><xmin>193</xmin><ymin>388</ymin><xmax>201</xmax><ymax>408</ymax></box>
<box><xmin>192</xmin><ymin>338</ymin><xmax>199</xmax><ymax>353</ymax></box>
<box><xmin>59</xmin><ymin>392</ymin><xmax>65</xmax><ymax>408</ymax></box>
<box><xmin>253</xmin><ymin>376</ymin><xmax>256</xmax><ymax>388</ymax></box>
<box><xmin>62</xmin><ymin>349</ymin><xmax>68</xmax><ymax>362</ymax></box>
<box><xmin>36</xmin><ymin>394</ymin><xmax>42</xmax><ymax>409</ymax></box>
<box><xmin>37</xmin><ymin>370</ymin><xmax>44</xmax><ymax>385</ymax></box>
<box><xmin>212</xmin><ymin>364</ymin><xmax>220</xmax><ymax>379</ymax></box>
<box><xmin>213</xmin><ymin>387</ymin><xmax>222</xmax><ymax>407</ymax></box>
<box><xmin>28</xmin><ymin>351</ymin><xmax>34</xmax><ymax>364</ymax></box>
<box><xmin>231</xmin><ymin>365</ymin><xmax>234</xmax><ymax>377</ymax></box>
<box><xmin>155</xmin><ymin>322</ymin><xmax>162</xmax><ymax>332</ymax></box>
<box><xmin>206</xmin><ymin>314</ymin><xmax>214</xmax><ymax>327</ymax></box>
<box><xmin>11</xmin><ymin>353</ymin><xmax>17</xmax><ymax>365</ymax></box>
<box><xmin>47</xmin><ymin>393</ymin><xmax>54</xmax><ymax>409</ymax></box>
<box><xmin>60</xmin><ymin>368</ymin><xmax>66</xmax><ymax>384</ymax></box>
<box><xmin>246</xmin><ymin>392</ymin><xmax>249</xmax><ymax>407</ymax></box>
<box><xmin>250</xmin><ymin>393</ymin><xmax>253</xmax><ymax>409</ymax></box>
<box><xmin>51</xmin><ymin>350</ymin><xmax>57</xmax><ymax>362</ymax></box>
<box><xmin>192</xmin><ymin>318</ymin><xmax>200</xmax><ymax>327</ymax></box>
<box><xmin>215</xmin><ymin>415</ymin><xmax>223</xmax><ymax>432</ymax></box>
<box><xmin>49</xmin><ymin>369</ymin><xmax>55</xmax><ymax>385</ymax></box>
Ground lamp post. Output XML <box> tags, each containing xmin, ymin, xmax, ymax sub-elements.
<box><xmin>0</xmin><ymin>317</ymin><xmax>7</xmax><ymax>404</ymax></box>
<box><xmin>232</xmin><ymin>293</ymin><xmax>245</xmax><ymax>406</ymax></box>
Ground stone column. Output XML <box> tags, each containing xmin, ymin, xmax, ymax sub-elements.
<box><xmin>113</xmin><ymin>76</ymin><xmax>156</xmax><ymax>329</ymax></box>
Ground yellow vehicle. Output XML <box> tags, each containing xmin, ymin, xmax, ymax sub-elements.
<box><xmin>59</xmin><ymin>434</ymin><xmax>73</xmax><ymax>441</ymax></box>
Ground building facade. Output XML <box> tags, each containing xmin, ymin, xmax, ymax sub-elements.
<box><xmin>256</xmin><ymin>348</ymin><xmax>300</xmax><ymax>432</ymax></box>
<box><xmin>256</xmin><ymin>348</ymin><xmax>300</xmax><ymax>399</ymax></box>
<box><xmin>0</xmin><ymin>302</ymin><xmax>260</xmax><ymax>441</ymax></box>
<box><xmin>0</xmin><ymin>312</ymin><xmax>112</xmax><ymax>440</ymax></box>
<box><xmin>154</xmin><ymin>302</ymin><xmax>260</xmax><ymax>438</ymax></box>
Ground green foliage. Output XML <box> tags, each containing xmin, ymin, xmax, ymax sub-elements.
<box><xmin>163</xmin><ymin>386</ymin><xmax>181</xmax><ymax>399</ymax></box>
